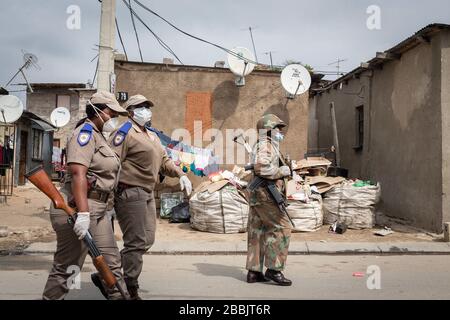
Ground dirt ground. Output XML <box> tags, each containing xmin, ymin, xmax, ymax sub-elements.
<box><xmin>0</xmin><ymin>185</ymin><xmax>442</xmax><ymax>253</ymax></box>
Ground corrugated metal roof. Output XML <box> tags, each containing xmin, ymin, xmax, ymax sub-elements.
<box><xmin>30</xmin><ymin>118</ymin><xmax>55</xmax><ymax>131</ymax></box>
<box><xmin>312</xmin><ymin>23</ymin><xmax>450</xmax><ymax>95</ymax></box>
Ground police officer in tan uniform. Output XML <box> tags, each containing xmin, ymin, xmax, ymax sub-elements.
<box><xmin>109</xmin><ymin>94</ymin><xmax>192</xmax><ymax>299</ymax></box>
<box><xmin>246</xmin><ymin>114</ymin><xmax>293</xmax><ymax>286</ymax></box>
<box><xmin>42</xmin><ymin>91</ymin><xmax>129</xmax><ymax>300</ymax></box>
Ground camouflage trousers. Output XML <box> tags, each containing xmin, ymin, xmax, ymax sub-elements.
<box><xmin>246</xmin><ymin>201</ymin><xmax>292</xmax><ymax>272</ymax></box>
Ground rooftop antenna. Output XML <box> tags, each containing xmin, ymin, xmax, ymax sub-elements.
<box><xmin>264</xmin><ymin>51</ymin><xmax>276</xmax><ymax>70</ymax></box>
<box><xmin>241</xmin><ymin>26</ymin><xmax>259</xmax><ymax>64</ymax></box>
<box><xmin>328</xmin><ymin>58</ymin><xmax>347</xmax><ymax>77</ymax></box>
<box><xmin>4</xmin><ymin>51</ymin><xmax>40</xmax><ymax>93</ymax></box>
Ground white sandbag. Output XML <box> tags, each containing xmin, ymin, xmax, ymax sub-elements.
<box><xmin>323</xmin><ymin>182</ymin><xmax>381</xmax><ymax>229</ymax></box>
<box><xmin>190</xmin><ymin>185</ymin><xmax>249</xmax><ymax>234</ymax></box>
<box><xmin>287</xmin><ymin>194</ymin><xmax>323</xmax><ymax>232</ymax></box>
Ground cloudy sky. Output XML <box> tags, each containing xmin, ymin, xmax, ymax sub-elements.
<box><xmin>0</xmin><ymin>0</ymin><xmax>449</xmax><ymax>99</ymax></box>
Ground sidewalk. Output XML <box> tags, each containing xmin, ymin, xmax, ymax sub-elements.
<box><xmin>22</xmin><ymin>239</ymin><xmax>450</xmax><ymax>255</ymax></box>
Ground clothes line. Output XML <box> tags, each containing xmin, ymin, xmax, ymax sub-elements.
<box><xmin>147</xmin><ymin>126</ymin><xmax>220</xmax><ymax>177</ymax></box>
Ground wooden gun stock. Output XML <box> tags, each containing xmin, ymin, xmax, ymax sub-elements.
<box><xmin>25</xmin><ymin>166</ymin><xmax>75</xmax><ymax>217</ymax></box>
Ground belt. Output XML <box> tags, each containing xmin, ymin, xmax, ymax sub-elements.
<box><xmin>88</xmin><ymin>190</ymin><xmax>111</xmax><ymax>203</ymax></box>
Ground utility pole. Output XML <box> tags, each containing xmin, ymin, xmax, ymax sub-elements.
<box><xmin>97</xmin><ymin>0</ymin><xmax>116</xmax><ymax>92</ymax></box>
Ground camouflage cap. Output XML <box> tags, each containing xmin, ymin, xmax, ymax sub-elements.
<box><xmin>256</xmin><ymin>114</ymin><xmax>287</xmax><ymax>130</ymax></box>
<box><xmin>90</xmin><ymin>91</ymin><xmax>127</xmax><ymax>115</ymax></box>
<box><xmin>123</xmin><ymin>94</ymin><xmax>154</xmax><ymax>110</ymax></box>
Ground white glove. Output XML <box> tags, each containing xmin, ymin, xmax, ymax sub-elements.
<box><xmin>279</xmin><ymin>166</ymin><xmax>291</xmax><ymax>177</ymax></box>
<box><xmin>179</xmin><ymin>176</ymin><xmax>193</xmax><ymax>196</ymax></box>
<box><xmin>73</xmin><ymin>212</ymin><xmax>90</xmax><ymax>240</ymax></box>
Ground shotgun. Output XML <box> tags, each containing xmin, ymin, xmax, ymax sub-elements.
<box><xmin>244</xmin><ymin>164</ymin><xmax>296</xmax><ymax>228</ymax></box>
<box><xmin>25</xmin><ymin>166</ymin><xmax>128</xmax><ymax>300</ymax></box>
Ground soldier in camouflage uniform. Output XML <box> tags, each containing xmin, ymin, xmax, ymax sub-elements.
<box><xmin>246</xmin><ymin>114</ymin><xmax>293</xmax><ymax>286</ymax></box>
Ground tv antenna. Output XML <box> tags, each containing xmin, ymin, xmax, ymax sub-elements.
<box><xmin>328</xmin><ymin>58</ymin><xmax>347</xmax><ymax>77</ymax></box>
<box><xmin>241</xmin><ymin>26</ymin><xmax>259</xmax><ymax>64</ymax></box>
<box><xmin>0</xmin><ymin>95</ymin><xmax>24</xmax><ymax>124</ymax></box>
<box><xmin>263</xmin><ymin>51</ymin><xmax>276</xmax><ymax>70</ymax></box>
<box><xmin>227</xmin><ymin>47</ymin><xmax>256</xmax><ymax>87</ymax></box>
<box><xmin>5</xmin><ymin>51</ymin><xmax>41</xmax><ymax>93</ymax></box>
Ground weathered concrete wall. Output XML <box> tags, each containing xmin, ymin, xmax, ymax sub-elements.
<box><xmin>115</xmin><ymin>61</ymin><xmax>309</xmax><ymax>166</ymax></box>
<box><xmin>313</xmin><ymin>39</ymin><xmax>444</xmax><ymax>232</ymax></box>
<box><xmin>441</xmin><ymin>30</ymin><xmax>450</xmax><ymax>225</ymax></box>
<box><xmin>26</xmin><ymin>88</ymin><xmax>95</xmax><ymax>148</ymax></box>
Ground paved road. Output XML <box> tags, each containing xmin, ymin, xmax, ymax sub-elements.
<box><xmin>1</xmin><ymin>254</ymin><xmax>450</xmax><ymax>300</ymax></box>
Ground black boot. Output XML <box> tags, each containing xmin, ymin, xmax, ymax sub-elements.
<box><xmin>127</xmin><ymin>284</ymin><xmax>142</xmax><ymax>300</ymax></box>
<box><xmin>247</xmin><ymin>271</ymin><xmax>270</xmax><ymax>283</ymax></box>
<box><xmin>265</xmin><ymin>269</ymin><xmax>292</xmax><ymax>286</ymax></box>
<box><xmin>91</xmin><ymin>273</ymin><xmax>108</xmax><ymax>299</ymax></box>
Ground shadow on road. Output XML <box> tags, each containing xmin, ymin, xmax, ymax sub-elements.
<box><xmin>193</xmin><ymin>263</ymin><xmax>246</xmax><ymax>282</ymax></box>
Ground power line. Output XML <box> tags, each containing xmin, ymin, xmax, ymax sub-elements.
<box><xmin>115</xmin><ymin>17</ymin><xmax>129</xmax><ymax>60</ymax></box>
<box><xmin>128</xmin><ymin>0</ymin><xmax>144</xmax><ymax>62</ymax></box>
<box><xmin>121</xmin><ymin>0</ymin><xmax>183</xmax><ymax>64</ymax></box>
<box><xmin>131</xmin><ymin>0</ymin><xmax>263</xmax><ymax>67</ymax></box>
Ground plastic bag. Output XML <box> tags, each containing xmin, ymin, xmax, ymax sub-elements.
<box><xmin>160</xmin><ymin>192</ymin><xmax>184</xmax><ymax>219</ymax></box>
<box><xmin>169</xmin><ymin>202</ymin><xmax>190</xmax><ymax>223</ymax></box>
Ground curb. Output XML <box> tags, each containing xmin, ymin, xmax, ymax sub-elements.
<box><xmin>13</xmin><ymin>241</ymin><xmax>450</xmax><ymax>256</ymax></box>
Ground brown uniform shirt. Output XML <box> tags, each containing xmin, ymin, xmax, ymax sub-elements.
<box><xmin>65</xmin><ymin>119</ymin><xmax>121</xmax><ymax>193</ymax></box>
<box><xmin>109</xmin><ymin>119</ymin><xmax>184</xmax><ymax>193</ymax></box>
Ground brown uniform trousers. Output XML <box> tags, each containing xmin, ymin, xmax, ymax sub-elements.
<box><xmin>42</xmin><ymin>188</ymin><xmax>127</xmax><ymax>300</ymax></box>
<box><xmin>115</xmin><ymin>187</ymin><xmax>156</xmax><ymax>288</ymax></box>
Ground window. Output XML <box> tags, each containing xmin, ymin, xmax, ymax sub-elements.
<box><xmin>32</xmin><ymin>129</ymin><xmax>44</xmax><ymax>160</ymax></box>
<box><xmin>56</xmin><ymin>95</ymin><xmax>70</xmax><ymax>109</ymax></box>
<box><xmin>355</xmin><ymin>105</ymin><xmax>364</xmax><ymax>150</ymax></box>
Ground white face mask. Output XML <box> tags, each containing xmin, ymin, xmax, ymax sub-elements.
<box><xmin>103</xmin><ymin>117</ymin><xmax>119</xmax><ymax>133</ymax></box>
<box><xmin>132</xmin><ymin>107</ymin><xmax>152</xmax><ymax>126</ymax></box>
<box><xmin>90</xmin><ymin>101</ymin><xmax>119</xmax><ymax>133</ymax></box>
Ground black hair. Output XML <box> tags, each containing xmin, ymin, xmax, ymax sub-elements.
<box><xmin>75</xmin><ymin>103</ymin><xmax>108</xmax><ymax>128</ymax></box>
<box><xmin>86</xmin><ymin>103</ymin><xmax>108</xmax><ymax>119</ymax></box>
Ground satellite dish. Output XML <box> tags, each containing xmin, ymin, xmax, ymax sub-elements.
<box><xmin>0</xmin><ymin>95</ymin><xmax>24</xmax><ymax>123</ymax></box>
<box><xmin>227</xmin><ymin>47</ymin><xmax>256</xmax><ymax>87</ymax></box>
<box><xmin>50</xmin><ymin>107</ymin><xmax>71</xmax><ymax>128</ymax></box>
<box><xmin>281</xmin><ymin>64</ymin><xmax>312</xmax><ymax>99</ymax></box>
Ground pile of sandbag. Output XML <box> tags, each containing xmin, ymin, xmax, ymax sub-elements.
<box><xmin>189</xmin><ymin>180</ymin><xmax>249</xmax><ymax>234</ymax></box>
<box><xmin>287</xmin><ymin>194</ymin><xmax>323</xmax><ymax>232</ymax></box>
<box><xmin>323</xmin><ymin>181</ymin><xmax>381</xmax><ymax>229</ymax></box>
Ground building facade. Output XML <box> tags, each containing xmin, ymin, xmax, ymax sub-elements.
<box><xmin>114</xmin><ymin>60</ymin><xmax>310</xmax><ymax>167</ymax></box>
<box><xmin>310</xmin><ymin>24</ymin><xmax>450</xmax><ymax>232</ymax></box>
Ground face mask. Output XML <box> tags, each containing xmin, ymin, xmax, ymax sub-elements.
<box><xmin>90</xmin><ymin>101</ymin><xmax>119</xmax><ymax>133</ymax></box>
<box><xmin>132</xmin><ymin>107</ymin><xmax>152</xmax><ymax>126</ymax></box>
<box><xmin>103</xmin><ymin>117</ymin><xmax>119</xmax><ymax>133</ymax></box>
<box><xmin>273</xmin><ymin>131</ymin><xmax>284</xmax><ymax>142</ymax></box>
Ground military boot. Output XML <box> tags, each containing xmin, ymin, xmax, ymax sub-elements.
<box><xmin>127</xmin><ymin>284</ymin><xmax>142</xmax><ymax>300</ymax></box>
<box><xmin>91</xmin><ymin>273</ymin><xmax>108</xmax><ymax>299</ymax></box>
<box><xmin>247</xmin><ymin>271</ymin><xmax>270</xmax><ymax>283</ymax></box>
<box><xmin>265</xmin><ymin>269</ymin><xmax>292</xmax><ymax>286</ymax></box>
